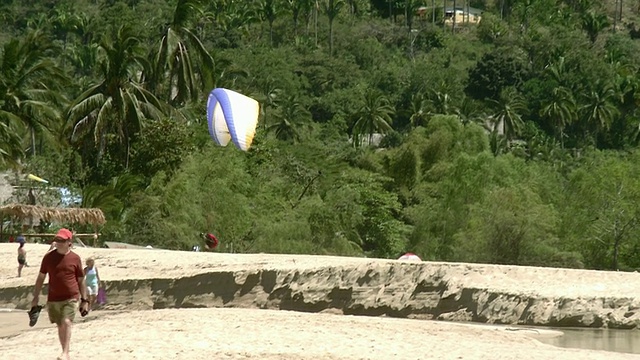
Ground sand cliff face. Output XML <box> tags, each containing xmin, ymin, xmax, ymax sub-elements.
<box><xmin>3</xmin><ymin>253</ymin><xmax>640</xmax><ymax>329</ymax></box>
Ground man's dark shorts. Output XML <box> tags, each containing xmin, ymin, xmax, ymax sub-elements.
<box><xmin>47</xmin><ymin>299</ymin><xmax>77</xmax><ymax>325</ymax></box>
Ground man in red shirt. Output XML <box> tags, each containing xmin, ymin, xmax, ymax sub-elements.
<box><xmin>202</xmin><ymin>232</ymin><xmax>219</xmax><ymax>250</ymax></box>
<box><xmin>31</xmin><ymin>228</ymin><xmax>89</xmax><ymax>360</ymax></box>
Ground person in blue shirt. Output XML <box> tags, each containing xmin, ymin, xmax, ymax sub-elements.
<box><xmin>83</xmin><ymin>258</ymin><xmax>101</xmax><ymax>311</ymax></box>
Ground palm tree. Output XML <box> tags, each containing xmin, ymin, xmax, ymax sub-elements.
<box><xmin>259</xmin><ymin>0</ymin><xmax>279</xmax><ymax>46</ymax></box>
<box><xmin>455</xmin><ymin>96</ymin><xmax>486</xmax><ymax>125</ymax></box>
<box><xmin>268</xmin><ymin>95</ymin><xmax>311</xmax><ymax>142</ymax></box>
<box><xmin>81</xmin><ymin>173</ymin><xmax>143</xmax><ymax>224</ymax></box>
<box><xmin>408</xmin><ymin>92</ymin><xmax>429</xmax><ymax>128</ymax></box>
<box><xmin>0</xmin><ymin>110</ymin><xmax>24</xmax><ymax>166</ymax></box>
<box><xmin>581</xmin><ymin>11</ymin><xmax>609</xmax><ymax>44</ymax></box>
<box><xmin>50</xmin><ymin>6</ymin><xmax>83</xmax><ymax>66</ymax></box>
<box><xmin>487</xmin><ymin>87</ymin><xmax>526</xmax><ymax>140</ymax></box>
<box><xmin>286</xmin><ymin>0</ymin><xmax>303</xmax><ymax>36</ymax></box>
<box><xmin>346</xmin><ymin>0</ymin><xmax>358</xmax><ymax>16</ymax></box>
<box><xmin>322</xmin><ymin>0</ymin><xmax>344</xmax><ymax>56</ymax></box>
<box><xmin>286</xmin><ymin>0</ymin><xmax>314</xmax><ymax>37</ymax></box>
<box><xmin>148</xmin><ymin>0</ymin><xmax>214</xmax><ymax>106</ymax></box>
<box><xmin>405</xmin><ymin>0</ymin><xmax>421</xmax><ymax>33</ymax></box>
<box><xmin>214</xmin><ymin>1</ymin><xmax>260</xmax><ymax>37</ymax></box>
<box><xmin>452</xmin><ymin>0</ymin><xmax>457</xmax><ymax>32</ymax></box>
<box><xmin>545</xmin><ymin>56</ymin><xmax>568</xmax><ymax>87</ymax></box>
<box><xmin>0</xmin><ymin>30</ymin><xmax>67</xmax><ymax>157</ymax></box>
<box><xmin>540</xmin><ymin>86</ymin><xmax>576</xmax><ymax>148</ymax></box>
<box><xmin>256</xmin><ymin>77</ymin><xmax>282</xmax><ymax>131</ymax></box>
<box><xmin>426</xmin><ymin>88</ymin><xmax>454</xmax><ymax>115</ymax></box>
<box><xmin>68</xmin><ymin>26</ymin><xmax>166</xmax><ymax>168</ymax></box>
<box><xmin>579</xmin><ymin>81</ymin><xmax>619</xmax><ymax>143</ymax></box>
<box><xmin>351</xmin><ymin>89</ymin><xmax>395</xmax><ymax>147</ymax></box>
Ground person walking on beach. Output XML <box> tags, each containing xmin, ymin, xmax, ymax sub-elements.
<box><xmin>83</xmin><ymin>258</ymin><xmax>101</xmax><ymax>311</ymax></box>
<box><xmin>17</xmin><ymin>235</ymin><xmax>27</xmax><ymax>277</ymax></box>
<box><xmin>31</xmin><ymin>228</ymin><xmax>89</xmax><ymax>360</ymax></box>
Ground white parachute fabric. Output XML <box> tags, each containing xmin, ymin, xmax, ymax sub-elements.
<box><xmin>207</xmin><ymin>88</ymin><xmax>260</xmax><ymax>151</ymax></box>
<box><xmin>398</xmin><ymin>253</ymin><xmax>422</xmax><ymax>261</ymax></box>
<box><xmin>207</xmin><ymin>92</ymin><xmax>231</xmax><ymax>147</ymax></box>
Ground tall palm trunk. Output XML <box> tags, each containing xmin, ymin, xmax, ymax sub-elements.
<box><xmin>466</xmin><ymin>0</ymin><xmax>470</xmax><ymax>24</ymax></box>
<box><xmin>443</xmin><ymin>0</ymin><xmax>446</xmax><ymax>30</ymax></box>
<box><xmin>432</xmin><ymin>0</ymin><xmax>436</xmax><ymax>24</ymax></box>
<box><xmin>315</xmin><ymin>0</ymin><xmax>319</xmax><ymax>47</ymax></box>
<box><xmin>452</xmin><ymin>0</ymin><xmax>456</xmax><ymax>33</ymax></box>
<box><xmin>31</xmin><ymin>127</ymin><xmax>36</xmax><ymax>156</ymax></box>
<box><xmin>614</xmin><ymin>0</ymin><xmax>619</xmax><ymax>31</ymax></box>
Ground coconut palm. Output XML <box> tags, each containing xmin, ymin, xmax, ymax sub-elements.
<box><xmin>258</xmin><ymin>0</ymin><xmax>279</xmax><ymax>46</ymax></box>
<box><xmin>68</xmin><ymin>25</ymin><xmax>166</xmax><ymax>168</ymax></box>
<box><xmin>351</xmin><ymin>89</ymin><xmax>395</xmax><ymax>147</ymax></box>
<box><xmin>50</xmin><ymin>6</ymin><xmax>83</xmax><ymax>65</ymax></box>
<box><xmin>426</xmin><ymin>89</ymin><xmax>454</xmax><ymax>115</ymax></box>
<box><xmin>322</xmin><ymin>0</ymin><xmax>344</xmax><ymax>56</ymax></box>
<box><xmin>579</xmin><ymin>81</ymin><xmax>619</xmax><ymax>143</ymax></box>
<box><xmin>455</xmin><ymin>96</ymin><xmax>486</xmax><ymax>125</ymax></box>
<box><xmin>581</xmin><ymin>10</ymin><xmax>609</xmax><ymax>44</ymax></box>
<box><xmin>149</xmin><ymin>0</ymin><xmax>214</xmax><ymax>106</ymax></box>
<box><xmin>545</xmin><ymin>56</ymin><xmax>568</xmax><ymax>88</ymax></box>
<box><xmin>286</xmin><ymin>0</ymin><xmax>314</xmax><ymax>36</ymax></box>
<box><xmin>256</xmin><ymin>77</ymin><xmax>282</xmax><ymax>131</ymax></box>
<box><xmin>540</xmin><ymin>86</ymin><xmax>576</xmax><ymax>148</ymax></box>
<box><xmin>487</xmin><ymin>87</ymin><xmax>526</xmax><ymax>140</ymax></box>
<box><xmin>0</xmin><ymin>30</ymin><xmax>67</xmax><ymax>157</ymax></box>
<box><xmin>0</xmin><ymin>110</ymin><xmax>24</xmax><ymax>167</ymax></box>
<box><xmin>268</xmin><ymin>95</ymin><xmax>311</xmax><ymax>143</ymax></box>
<box><xmin>408</xmin><ymin>92</ymin><xmax>429</xmax><ymax>128</ymax></box>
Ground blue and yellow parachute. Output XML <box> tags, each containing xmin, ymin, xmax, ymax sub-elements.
<box><xmin>207</xmin><ymin>88</ymin><xmax>260</xmax><ymax>151</ymax></box>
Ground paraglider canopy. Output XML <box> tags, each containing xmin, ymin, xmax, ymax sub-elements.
<box><xmin>207</xmin><ymin>88</ymin><xmax>260</xmax><ymax>151</ymax></box>
<box><xmin>398</xmin><ymin>253</ymin><xmax>421</xmax><ymax>261</ymax></box>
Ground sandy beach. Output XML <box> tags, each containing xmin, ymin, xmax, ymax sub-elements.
<box><xmin>1</xmin><ymin>243</ymin><xmax>640</xmax><ymax>359</ymax></box>
<box><xmin>2</xmin><ymin>308</ymin><xmax>639</xmax><ymax>360</ymax></box>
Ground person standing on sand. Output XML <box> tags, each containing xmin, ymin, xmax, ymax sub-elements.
<box><xmin>17</xmin><ymin>235</ymin><xmax>27</xmax><ymax>277</ymax></box>
<box><xmin>83</xmin><ymin>258</ymin><xmax>101</xmax><ymax>311</ymax></box>
<box><xmin>31</xmin><ymin>228</ymin><xmax>89</xmax><ymax>360</ymax></box>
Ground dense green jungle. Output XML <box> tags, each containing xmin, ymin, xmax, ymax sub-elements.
<box><xmin>2</xmin><ymin>0</ymin><xmax>640</xmax><ymax>271</ymax></box>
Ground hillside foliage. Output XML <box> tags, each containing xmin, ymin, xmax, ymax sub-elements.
<box><xmin>2</xmin><ymin>0</ymin><xmax>640</xmax><ymax>270</ymax></box>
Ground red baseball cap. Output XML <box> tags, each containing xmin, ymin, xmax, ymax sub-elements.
<box><xmin>54</xmin><ymin>228</ymin><xmax>73</xmax><ymax>241</ymax></box>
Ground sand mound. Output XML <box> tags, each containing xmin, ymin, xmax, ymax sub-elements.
<box><xmin>2</xmin><ymin>244</ymin><xmax>640</xmax><ymax>328</ymax></box>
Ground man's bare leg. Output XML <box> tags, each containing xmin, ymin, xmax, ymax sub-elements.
<box><xmin>56</xmin><ymin>318</ymin><xmax>72</xmax><ymax>360</ymax></box>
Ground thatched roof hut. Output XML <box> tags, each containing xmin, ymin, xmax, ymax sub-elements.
<box><xmin>0</xmin><ymin>204</ymin><xmax>106</xmax><ymax>225</ymax></box>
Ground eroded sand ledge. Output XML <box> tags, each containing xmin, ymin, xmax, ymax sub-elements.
<box><xmin>2</xmin><ymin>244</ymin><xmax>639</xmax><ymax>329</ymax></box>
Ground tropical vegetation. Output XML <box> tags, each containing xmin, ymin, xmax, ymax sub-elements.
<box><xmin>2</xmin><ymin>0</ymin><xmax>640</xmax><ymax>271</ymax></box>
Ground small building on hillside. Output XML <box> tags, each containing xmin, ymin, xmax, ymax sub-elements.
<box><xmin>417</xmin><ymin>6</ymin><xmax>483</xmax><ymax>25</ymax></box>
<box><xmin>444</xmin><ymin>6</ymin><xmax>483</xmax><ymax>25</ymax></box>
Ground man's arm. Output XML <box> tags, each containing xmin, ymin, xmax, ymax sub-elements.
<box><xmin>75</xmin><ymin>258</ymin><xmax>87</xmax><ymax>301</ymax></box>
<box><xmin>78</xmin><ymin>276</ymin><xmax>87</xmax><ymax>300</ymax></box>
<box><xmin>32</xmin><ymin>272</ymin><xmax>46</xmax><ymax>306</ymax></box>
